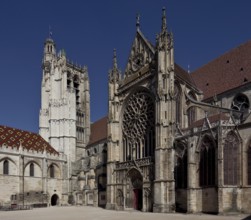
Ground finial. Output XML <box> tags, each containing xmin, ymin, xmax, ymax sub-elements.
<box><xmin>161</xmin><ymin>7</ymin><xmax>167</xmax><ymax>32</ymax></box>
<box><xmin>113</xmin><ymin>48</ymin><xmax>118</xmax><ymax>69</ymax></box>
<box><xmin>136</xmin><ymin>13</ymin><xmax>140</xmax><ymax>30</ymax></box>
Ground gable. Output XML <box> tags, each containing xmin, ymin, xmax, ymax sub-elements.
<box><xmin>124</xmin><ymin>30</ymin><xmax>155</xmax><ymax>77</ymax></box>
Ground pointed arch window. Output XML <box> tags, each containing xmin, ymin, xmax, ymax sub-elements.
<box><xmin>122</xmin><ymin>90</ymin><xmax>155</xmax><ymax>161</ymax></box>
<box><xmin>224</xmin><ymin>132</ymin><xmax>239</xmax><ymax>185</ymax></box>
<box><xmin>3</xmin><ymin>160</ymin><xmax>9</xmax><ymax>175</ymax></box>
<box><xmin>199</xmin><ymin>136</ymin><xmax>216</xmax><ymax>186</ymax></box>
<box><xmin>30</xmin><ymin>163</ymin><xmax>34</xmax><ymax>177</ymax></box>
<box><xmin>175</xmin><ymin>142</ymin><xmax>187</xmax><ymax>189</ymax></box>
<box><xmin>187</xmin><ymin>92</ymin><xmax>197</xmax><ymax>126</ymax></box>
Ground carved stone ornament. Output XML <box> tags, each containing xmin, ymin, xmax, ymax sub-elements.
<box><xmin>123</xmin><ymin>90</ymin><xmax>154</xmax><ymax>140</ymax></box>
<box><xmin>131</xmin><ymin>53</ymin><xmax>144</xmax><ymax>72</ymax></box>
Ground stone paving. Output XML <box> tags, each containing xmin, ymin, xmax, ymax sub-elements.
<box><xmin>0</xmin><ymin>206</ymin><xmax>250</xmax><ymax>220</ymax></box>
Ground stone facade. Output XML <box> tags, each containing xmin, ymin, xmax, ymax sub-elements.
<box><xmin>0</xmin><ymin>126</ymin><xmax>68</xmax><ymax>207</ymax></box>
<box><xmin>1</xmin><ymin>7</ymin><xmax>251</xmax><ymax>215</ymax></box>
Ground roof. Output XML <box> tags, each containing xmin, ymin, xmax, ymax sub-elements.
<box><xmin>188</xmin><ymin>113</ymin><xmax>230</xmax><ymax>129</ymax></box>
<box><xmin>175</xmin><ymin>63</ymin><xmax>197</xmax><ymax>87</ymax></box>
<box><xmin>191</xmin><ymin>40</ymin><xmax>251</xmax><ymax>100</ymax></box>
<box><xmin>88</xmin><ymin>116</ymin><xmax>108</xmax><ymax>146</ymax></box>
<box><xmin>0</xmin><ymin>125</ymin><xmax>58</xmax><ymax>154</ymax></box>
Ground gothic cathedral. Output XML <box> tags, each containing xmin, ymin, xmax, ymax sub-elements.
<box><xmin>1</xmin><ymin>8</ymin><xmax>251</xmax><ymax>214</ymax></box>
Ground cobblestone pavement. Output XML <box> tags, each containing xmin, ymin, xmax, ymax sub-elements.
<box><xmin>0</xmin><ymin>206</ymin><xmax>250</xmax><ymax>220</ymax></box>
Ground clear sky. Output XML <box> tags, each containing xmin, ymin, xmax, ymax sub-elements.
<box><xmin>1</xmin><ymin>0</ymin><xmax>251</xmax><ymax>133</ymax></box>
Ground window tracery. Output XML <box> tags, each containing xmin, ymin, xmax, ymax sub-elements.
<box><xmin>122</xmin><ymin>90</ymin><xmax>155</xmax><ymax>161</ymax></box>
<box><xmin>231</xmin><ymin>94</ymin><xmax>249</xmax><ymax>121</ymax></box>
<box><xmin>224</xmin><ymin>132</ymin><xmax>238</xmax><ymax>185</ymax></box>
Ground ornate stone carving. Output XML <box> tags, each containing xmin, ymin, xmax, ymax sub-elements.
<box><xmin>123</xmin><ymin>90</ymin><xmax>154</xmax><ymax>140</ymax></box>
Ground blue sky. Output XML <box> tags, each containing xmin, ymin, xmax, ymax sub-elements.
<box><xmin>1</xmin><ymin>0</ymin><xmax>251</xmax><ymax>133</ymax></box>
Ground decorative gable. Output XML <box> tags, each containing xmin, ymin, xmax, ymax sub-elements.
<box><xmin>124</xmin><ymin>30</ymin><xmax>155</xmax><ymax>77</ymax></box>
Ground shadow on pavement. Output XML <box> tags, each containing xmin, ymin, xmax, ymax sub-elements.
<box><xmin>242</xmin><ymin>216</ymin><xmax>251</xmax><ymax>220</ymax></box>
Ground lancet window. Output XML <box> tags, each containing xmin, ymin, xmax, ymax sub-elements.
<box><xmin>174</xmin><ymin>82</ymin><xmax>182</xmax><ymax>124</ymax></box>
<box><xmin>30</xmin><ymin>163</ymin><xmax>34</xmax><ymax>177</ymax></box>
<box><xmin>122</xmin><ymin>90</ymin><xmax>155</xmax><ymax>161</ymax></box>
<box><xmin>187</xmin><ymin>91</ymin><xmax>197</xmax><ymax>126</ymax></box>
<box><xmin>199</xmin><ymin>135</ymin><xmax>216</xmax><ymax>186</ymax></box>
<box><xmin>175</xmin><ymin>142</ymin><xmax>187</xmax><ymax>188</ymax></box>
<box><xmin>3</xmin><ymin>160</ymin><xmax>9</xmax><ymax>175</ymax></box>
<box><xmin>224</xmin><ymin>132</ymin><xmax>239</xmax><ymax>185</ymax></box>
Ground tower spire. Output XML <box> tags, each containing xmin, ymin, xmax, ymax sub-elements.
<box><xmin>136</xmin><ymin>13</ymin><xmax>140</xmax><ymax>31</ymax></box>
<box><xmin>161</xmin><ymin>7</ymin><xmax>167</xmax><ymax>32</ymax></box>
<box><xmin>109</xmin><ymin>49</ymin><xmax>120</xmax><ymax>83</ymax></box>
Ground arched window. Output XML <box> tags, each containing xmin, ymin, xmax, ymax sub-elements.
<box><xmin>224</xmin><ymin>132</ymin><xmax>239</xmax><ymax>185</ymax></box>
<box><xmin>122</xmin><ymin>90</ymin><xmax>155</xmax><ymax>161</ymax></box>
<box><xmin>30</xmin><ymin>163</ymin><xmax>34</xmax><ymax>177</ymax></box>
<box><xmin>199</xmin><ymin>136</ymin><xmax>216</xmax><ymax>186</ymax></box>
<box><xmin>175</xmin><ymin>142</ymin><xmax>187</xmax><ymax>189</ymax></box>
<box><xmin>174</xmin><ymin>82</ymin><xmax>182</xmax><ymax>124</ymax></box>
<box><xmin>231</xmin><ymin>93</ymin><xmax>249</xmax><ymax>121</ymax></box>
<box><xmin>50</xmin><ymin>164</ymin><xmax>55</xmax><ymax>178</ymax></box>
<box><xmin>3</xmin><ymin>160</ymin><xmax>9</xmax><ymax>175</ymax></box>
<box><xmin>187</xmin><ymin>92</ymin><xmax>196</xmax><ymax>126</ymax></box>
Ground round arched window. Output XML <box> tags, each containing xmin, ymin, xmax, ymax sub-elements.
<box><xmin>231</xmin><ymin>94</ymin><xmax>249</xmax><ymax>121</ymax></box>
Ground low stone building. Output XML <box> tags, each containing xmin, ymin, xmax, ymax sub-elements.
<box><xmin>0</xmin><ymin>125</ymin><xmax>67</xmax><ymax>207</ymax></box>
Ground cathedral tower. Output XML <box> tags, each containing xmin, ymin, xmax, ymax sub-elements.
<box><xmin>39</xmin><ymin>36</ymin><xmax>90</xmax><ymax>166</ymax></box>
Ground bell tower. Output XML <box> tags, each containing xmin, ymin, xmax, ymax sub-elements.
<box><xmin>39</xmin><ymin>36</ymin><xmax>90</xmax><ymax>164</ymax></box>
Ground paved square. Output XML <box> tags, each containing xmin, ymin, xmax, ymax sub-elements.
<box><xmin>0</xmin><ymin>206</ymin><xmax>250</xmax><ymax>220</ymax></box>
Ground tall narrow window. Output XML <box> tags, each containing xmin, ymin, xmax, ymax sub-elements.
<box><xmin>50</xmin><ymin>164</ymin><xmax>55</xmax><ymax>178</ymax></box>
<box><xmin>187</xmin><ymin>92</ymin><xmax>197</xmax><ymax>126</ymax></box>
<box><xmin>248</xmin><ymin>143</ymin><xmax>251</xmax><ymax>185</ymax></box>
<box><xmin>199</xmin><ymin>136</ymin><xmax>216</xmax><ymax>186</ymax></box>
<box><xmin>122</xmin><ymin>90</ymin><xmax>155</xmax><ymax>161</ymax></box>
<box><xmin>174</xmin><ymin>82</ymin><xmax>182</xmax><ymax>124</ymax></box>
<box><xmin>30</xmin><ymin>163</ymin><xmax>34</xmax><ymax>177</ymax></box>
<box><xmin>224</xmin><ymin>132</ymin><xmax>238</xmax><ymax>185</ymax></box>
<box><xmin>3</xmin><ymin>160</ymin><xmax>9</xmax><ymax>175</ymax></box>
<box><xmin>175</xmin><ymin>142</ymin><xmax>187</xmax><ymax>189</ymax></box>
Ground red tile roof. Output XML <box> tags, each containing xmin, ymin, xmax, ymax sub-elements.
<box><xmin>175</xmin><ymin>63</ymin><xmax>196</xmax><ymax>87</ymax></box>
<box><xmin>191</xmin><ymin>40</ymin><xmax>251</xmax><ymax>100</ymax></box>
<box><xmin>188</xmin><ymin>113</ymin><xmax>230</xmax><ymax>129</ymax></box>
<box><xmin>88</xmin><ymin>116</ymin><xmax>108</xmax><ymax>146</ymax></box>
<box><xmin>0</xmin><ymin>125</ymin><xmax>58</xmax><ymax>154</ymax></box>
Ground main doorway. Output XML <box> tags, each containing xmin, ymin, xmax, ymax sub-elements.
<box><xmin>127</xmin><ymin>168</ymin><xmax>143</xmax><ymax>211</ymax></box>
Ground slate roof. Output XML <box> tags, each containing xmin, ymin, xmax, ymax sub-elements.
<box><xmin>88</xmin><ymin>116</ymin><xmax>108</xmax><ymax>146</ymax></box>
<box><xmin>191</xmin><ymin>40</ymin><xmax>251</xmax><ymax>100</ymax></box>
<box><xmin>0</xmin><ymin>125</ymin><xmax>58</xmax><ymax>154</ymax></box>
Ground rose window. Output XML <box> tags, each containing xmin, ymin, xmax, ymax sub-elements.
<box><xmin>123</xmin><ymin>91</ymin><xmax>154</xmax><ymax>140</ymax></box>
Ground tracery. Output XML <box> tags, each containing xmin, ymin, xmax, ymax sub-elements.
<box><xmin>122</xmin><ymin>90</ymin><xmax>155</xmax><ymax>161</ymax></box>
